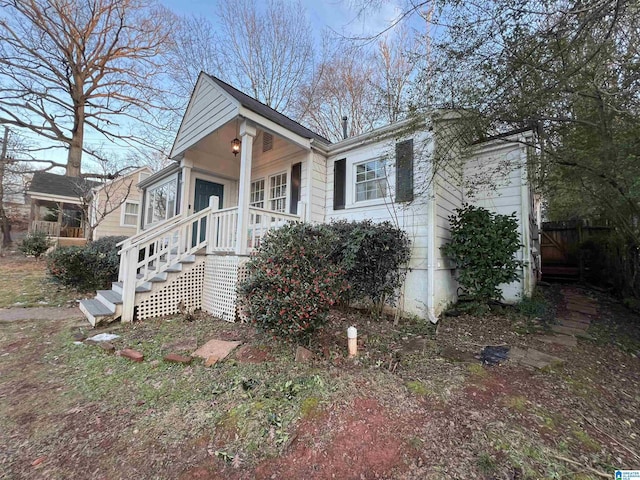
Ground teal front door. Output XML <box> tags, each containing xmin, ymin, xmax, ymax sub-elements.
<box><xmin>192</xmin><ymin>179</ymin><xmax>224</xmax><ymax>246</ymax></box>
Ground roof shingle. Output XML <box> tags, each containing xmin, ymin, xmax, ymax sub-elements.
<box><xmin>28</xmin><ymin>172</ymin><xmax>102</xmax><ymax>198</ymax></box>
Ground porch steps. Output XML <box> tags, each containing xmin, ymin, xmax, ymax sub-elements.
<box><xmin>80</xmin><ymin>254</ymin><xmax>204</xmax><ymax>327</ymax></box>
<box><xmin>79</xmin><ymin>298</ymin><xmax>116</xmax><ymax>327</ymax></box>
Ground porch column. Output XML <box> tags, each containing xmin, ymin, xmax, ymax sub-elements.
<box><xmin>181</xmin><ymin>157</ymin><xmax>193</xmax><ymax>216</ymax></box>
<box><xmin>235</xmin><ymin>120</ymin><xmax>256</xmax><ymax>255</ymax></box>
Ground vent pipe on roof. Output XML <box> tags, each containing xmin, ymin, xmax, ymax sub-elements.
<box><xmin>342</xmin><ymin>116</ymin><xmax>348</xmax><ymax>140</ymax></box>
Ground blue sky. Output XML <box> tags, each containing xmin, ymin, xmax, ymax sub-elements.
<box><xmin>31</xmin><ymin>0</ymin><xmax>403</xmax><ymax>169</ymax></box>
<box><xmin>161</xmin><ymin>0</ymin><xmax>402</xmax><ymax>41</ymax></box>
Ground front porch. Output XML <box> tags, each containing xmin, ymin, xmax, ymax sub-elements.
<box><xmin>79</xmin><ymin>198</ymin><xmax>304</xmax><ymax>326</ymax></box>
<box><xmin>79</xmin><ymin>73</ymin><xmax>328</xmax><ymax>327</ymax></box>
<box><xmin>30</xmin><ymin>201</ymin><xmax>88</xmax><ymax>246</ymax></box>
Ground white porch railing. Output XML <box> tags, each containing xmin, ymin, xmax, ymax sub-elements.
<box><xmin>117</xmin><ymin>196</ymin><xmax>304</xmax><ymax>322</ymax></box>
<box><xmin>206</xmin><ymin>204</ymin><xmax>304</xmax><ymax>253</ymax></box>
<box><xmin>246</xmin><ymin>206</ymin><xmax>303</xmax><ymax>251</ymax></box>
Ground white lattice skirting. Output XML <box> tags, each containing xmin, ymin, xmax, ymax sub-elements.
<box><xmin>136</xmin><ymin>260</ymin><xmax>206</xmax><ymax>320</ymax></box>
<box><xmin>202</xmin><ymin>255</ymin><xmax>249</xmax><ymax>322</ymax></box>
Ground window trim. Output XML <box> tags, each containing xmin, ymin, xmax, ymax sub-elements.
<box><xmin>120</xmin><ymin>200</ymin><xmax>140</xmax><ymax>227</ymax></box>
<box><xmin>250</xmin><ymin>178</ymin><xmax>266</xmax><ymax>209</ymax></box>
<box><xmin>352</xmin><ymin>158</ymin><xmax>388</xmax><ymax>205</ymax></box>
<box><xmin>268</xmin><ymin>171</ymin><xmax>288</xmax><ymax>213</ymax></box>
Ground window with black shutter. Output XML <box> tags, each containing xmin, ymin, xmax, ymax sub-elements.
<box><xmin>395</xmin><ymin>139</ymin><xmax>414</xmax><ymax>202</ymax></box>
<box><xmin>333</xmin><ymin>158</ymin><xmax>346</xmax><ymax>210</ymax></box>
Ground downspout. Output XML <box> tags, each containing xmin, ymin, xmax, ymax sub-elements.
<box><xmin>426</xmin><ymin>180</ymin><xmax>438</xmax><ymax>323</ymax></box>
<box><xmin>519</xmin><ymin>141</ymin><xmax>532</xmax><ymax>297</ymax></box>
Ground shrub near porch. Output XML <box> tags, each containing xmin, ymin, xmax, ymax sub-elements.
<box><xmin>240</xmin><ymin>223</ymin><xmax>348</xmax><ymax>340</ymax></box>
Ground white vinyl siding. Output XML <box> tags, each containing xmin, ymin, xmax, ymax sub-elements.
<box><xmin>355</xmin><ymin>159</ymin><xmax>386</xmax><ymax>202</ymax></box>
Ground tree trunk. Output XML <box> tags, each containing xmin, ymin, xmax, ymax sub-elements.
<box><xmin>0</xmin><ymin>127</ymin><xmax>11</xmax><ymax>248</ymax></box>
<box><xmin>66</xmin><ymin>100</ymin><xmax>84</xmax><ymax>177</ymax></box>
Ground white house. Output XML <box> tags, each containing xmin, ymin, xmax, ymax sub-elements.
<box><xmin>79</xmin><ymin>73</ymin><xmax>540</xmax><ymax>326</ymax></box>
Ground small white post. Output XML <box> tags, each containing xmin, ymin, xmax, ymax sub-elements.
<box><xmin>347</xmin><ymin>326</ymin><xmax>358</xmax><ymax>357</ymax></box>
<box><xmin>206</xmin><ymin>195</ymin><xmax>219</xmax><ymax>254</ymax></box>
<box><xmin>117</xmin><ymin>239</ymin><xmax>130</xmax><ymax>282</ymax></box>
<box><xmin>297</xmin><ymin>201</ymin><xmax>306</xmax><ymax>221</ymax></box>
<box><xmin>120</xmin><ymin>247</ymin><xmax>137</xmax><ymax>322</ymax></box>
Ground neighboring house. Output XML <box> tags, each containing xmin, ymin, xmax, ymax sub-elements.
<box><xmin>79</xmin><ymin>73</ymin><xmax>541</xmax><ymax>326</ymax></box>
<box><xmin>27</xmin><ymin>172</ymin><xmax>102</xmax><ymax>246</ymax></box>
<box><xmin>26</xmin><ymin>168</ymin><xmax>151</xmax><ymax>245</ymax></box>
<box><xmin>90</xmin><ymin>167</ymin><xmax>151</xmax><ymax>239</ymax></box>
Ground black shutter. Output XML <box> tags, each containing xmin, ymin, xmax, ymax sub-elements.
<box><xmin>333</xmin><ymin>158</ymin><xmax>346</xmax><ymax>210</ymax></box>
<box><xmin>290</xmin><ymin>162</ymin><xmax>301</xmax><ymax>214</ymax></box>
<box><xmin>396</xmin><ymin>139</ymin><xmax>414</xmax><ymax>202</ymax></box>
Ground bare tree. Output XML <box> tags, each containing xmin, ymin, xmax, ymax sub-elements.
<box><xmin>168</xmin><ymin>15</ymin><xmax>220</xmax><ymax>99</ymax></box>
<box><xmin>0</xmin><ymin>127</ymin><xmax>32</xmax><ymax>248</ymax></box>
<box><xmin>296</xmin><ymin>40</ymin><xmax>381</xmax><ymax>142</ymax></box>
<box><xmin>84</xmin><ymin>162</ymin><xmax>141</xmax><ymax>240</ymax></box>
<box><xmin>218</xmin><ymin>0</ymin><xmax>314</xmax><ymax>113</ymax></box>
<box><xmin>369</xmin><ymin>27</ymin><xmax>422</xmax><ymax>124</ymax></box>
<box><xmin>0</xmin><ymin>0</ymin><xmax>178</xmax><ymax>177</ymax></box>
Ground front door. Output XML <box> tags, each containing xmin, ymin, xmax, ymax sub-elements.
<box><xmin>193</xmin><ymin>179</ymin><xmax>224</xmax><ymax>246</ymax></box>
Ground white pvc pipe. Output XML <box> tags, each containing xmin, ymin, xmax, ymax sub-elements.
<box><xmin>347</xmin><ymin>326</ymin><xmax>357</xmax><ymax>357</ymax></box>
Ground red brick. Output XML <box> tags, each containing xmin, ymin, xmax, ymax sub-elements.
<box><xmin>119</xmin><ymin>348</ymin><xmax>143</xmax><ymax>362</ymax></box>
<box><xmin>164</xmin><ymin>353</ymin><xmax>193</xmax><ymax>364</ymax></box>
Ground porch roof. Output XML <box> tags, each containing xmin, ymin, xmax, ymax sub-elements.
<box><xmin>27</xmin><ymin>172</ymin><xmax>101</xmax><ymax>202</ymax></box>
<box><xmin>205</xmin><ymin>74</ymin><xmax>331</xmax><ymax>145</ymax></box>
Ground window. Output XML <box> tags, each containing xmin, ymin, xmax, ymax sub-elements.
<box><xmin>145</xmin><ymin>178</ymin><xmax>177</xmax><ymax>226</ymax></box>
<box><xmin>121</xmin><ymin>201</ymin><xmax>139</xmax><ymax>227</ymax></box>
<box><xmin>269</xmin><ymin>173</ymin><xmax>287</xmax><ymax>212</ymax></box>
<box><xmin>355</xmin><ymin>159</ymin><xmax>386</xmax><ymax>202</ymax></box>
<box><xmin>250</xmin><ymin>179</ymin><xmax>265</xmax><ymax>209</ymax></box>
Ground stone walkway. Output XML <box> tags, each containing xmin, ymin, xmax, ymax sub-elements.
<box><xmin>510</xmin><ymin>287</ymin><xmax>597</xmax><ymax>369</ymax></box>
<box><xmin>534</xmin><ymin>287</ymin><xmax>596</xmax><ymax>348</ymax></box>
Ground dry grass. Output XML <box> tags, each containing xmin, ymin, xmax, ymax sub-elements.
<box><xmin>0</xmin><ymin>271</ymin><xmax>638</xmax><ymax>479</ymax></box>
<box><xmin>0</xmin><ymin>253</ymin><xmax>82</xmax><ymax>308</ymax></box>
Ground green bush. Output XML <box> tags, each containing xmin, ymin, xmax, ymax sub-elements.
<box><xmin>47</xmin><ymin>236</ymin><xmax>126</xmax><ymax>291</ymax></box>
<box><xmin>19</xmin><ymin>231</ymin><xmax>52</xmax><ymax>259</ymax></box>
<box><xmin>47</xmin><ymin>246</ymin><xmax>90</xmax><ymax>288</ymax></box>
<box><xmin>239</xmin><ymin>223</ymin><xmax>348</xmax><ymax>341</ymax></box>
<box><xmin>331</xmin><ymin>220</ymin><xmax>411</xmax><ymax>314</ymax></box>
<box><xmin>441</xmin><ymin>204</ymin><xmax>524</xmax><ymax>302</ymax></box>
<box><xmin>85</xmin><ymin>235</ymin><xmax>127</xmax><ymax>286</ymax></box>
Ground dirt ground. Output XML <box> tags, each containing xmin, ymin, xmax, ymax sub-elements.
<box><xmin>0</xmin><ymin>280</ymin><xmax>639</xmax><ymax>479</ymax></box>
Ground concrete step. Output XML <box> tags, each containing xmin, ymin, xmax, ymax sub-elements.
<box><xmin>96</xmin><ymin>289</ymin><xmax>123</xmax><ymax>310</ymax></box>
<box><xmin>79</xmin><ymin>298</ymin><xmax>116</xmax><ymax>327</ymax></box>
<box><xmin>112</xmin><ymin>281</ymin><xmax>152</xmax><ymax>294</ymax></box>
<box><xmin>180</xmin><ymin>255</ymin><xmax>197</xmax><ymax>264</ymax></box>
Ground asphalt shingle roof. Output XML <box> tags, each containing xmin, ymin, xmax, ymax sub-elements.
<box><xmin>28</xmin><ymin>172</ymin><xmax>102</xmax><ymax>198</ymax></box>
<box><xmin>206</xmin><ymin>74</ymin><xmax>331</xmax><ymax>145</ymax></box>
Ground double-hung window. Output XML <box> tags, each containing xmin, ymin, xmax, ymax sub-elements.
<box><xmin>355</xmin><ymin>159</ymin><xmax>386</xmax><ymax>202</ymax></box>
<box><xmin>121</xmin><ymin>201</ymin><xmax>139</xmax><ymax>226</ymax></box>
<box><xmin>269</xmin><ymin>173</ymin><xmax>287</xmax><ymax>212</ymax></box>
<box><xmin>250</xmin><ymin>179</ymin><xmax>265</xmax><ymax>209</ymax></box>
